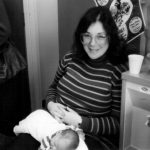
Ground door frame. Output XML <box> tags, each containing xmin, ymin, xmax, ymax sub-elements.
<box><xmin>23</xmin><ymin>0</ymin><xmax>42</xmax><ymax>110</ymax></box>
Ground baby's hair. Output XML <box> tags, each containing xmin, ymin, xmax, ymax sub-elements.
<box><xmin>61</xmin><ymin>128</ymin><xmax>79</xmax><ymax>149</ymax></box>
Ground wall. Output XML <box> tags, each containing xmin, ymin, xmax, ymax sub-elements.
<box><xmin>58</xmin><ymin>0</ymin><xmax>95</xmax><ymax>58</ymax></box>
<box><xmin>37</xmin><ymin>0</ymin><xmax>59</xmax><ymax>98</ymax></box>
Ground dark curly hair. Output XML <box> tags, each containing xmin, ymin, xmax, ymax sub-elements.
<box><xmin>72</xmin><ymin>6</ymin><xmax>129</xmax><ymax>65</ymax></box>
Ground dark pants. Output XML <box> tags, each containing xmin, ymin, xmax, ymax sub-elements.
<box><xmin>0</xmin><ymin>133</ymin><xmax>118</xmax><ymax>150</ymax></box>
<box><xmin>85</xmin><ymin>134</ymin><xmax>118</xmax><ymax>150</ymax></box>
<box><xmin>85</xmin><ymin>135</ymin><xmax>102</xmax><ymax>150</ymax></box>
<box><xmin>0</xmin><ymin>133</ymin><xmax>40</xmax><ymax>150</ymax></box>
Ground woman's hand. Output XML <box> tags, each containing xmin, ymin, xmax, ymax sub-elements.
<box><xmin>47</xmin><ymin>101</ymin><xmax>66</xmax><ymax>121</ymax></box>
<box><xmin>61</xmin><ymin>107</ymin><xmax>82</xmax><ymax>127</ymax></box>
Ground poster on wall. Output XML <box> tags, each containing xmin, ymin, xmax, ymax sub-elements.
<box><xmin>93</xmin><ymin>0</ymin><xmax>146</xmax><ymax>43</ymax></box>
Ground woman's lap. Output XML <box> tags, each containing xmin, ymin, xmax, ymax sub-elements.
<box><xmin>0</xmin><ymin>132</ymin><xmax>118</xmax><ymax>150</ymax></box>
<box><xmin>7</xmin><ymin>133</ymin><xmax>40</xmax><ymax>150</ymax></box>
<box><xmin>0</xmin><ymin>133</ymin><xmax>14</xmax><ymax>150</ymax></box>
<box><xmin>85</xmin><ymin>134</ymin><xmax>118</xmax><ymax>150</ymax></box>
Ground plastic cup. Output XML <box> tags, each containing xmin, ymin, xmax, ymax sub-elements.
<box><xmin>128</xmin><ymin>54</ymin><xmax>144</xmax><ymax>74</ymax></box>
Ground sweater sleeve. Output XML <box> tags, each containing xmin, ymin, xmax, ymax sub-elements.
<box><xmin>80</xmin><ymin>64</ymin><xmax>128</xmax><ymax>136</ymax></box>
<box><xmin>45</xmin><ymin>52</ymin><xmax>72</xmax><ymax>105</ymax></box>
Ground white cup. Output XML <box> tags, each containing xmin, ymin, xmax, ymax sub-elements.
<box><xmin>128</xmin><ymin>54</ymin><xmax>144</xmax><ymax>74</ymax></box>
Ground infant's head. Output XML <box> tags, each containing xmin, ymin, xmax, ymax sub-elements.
<box><xmin>51</xmin><ymin>128</ymin><xmax>79</xmax><ymax>150</ymax></box>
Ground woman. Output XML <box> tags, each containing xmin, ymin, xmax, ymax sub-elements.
<box><xmin>46</xmin><ymin>6</ymin><xmax>128</xmax><ymax>150</ymax></box>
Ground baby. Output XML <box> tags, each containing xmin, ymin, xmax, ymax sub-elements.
<box><xmin>41</xmin><ymin>128</ymin><xmax>79</xmax><ymax>150</ymax></box>
<box><xmin>13</xmin><ymin>109</ymin><xmax>88</xmax><ymax>150</ymax></box>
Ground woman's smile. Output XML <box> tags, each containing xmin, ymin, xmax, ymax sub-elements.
<box><xmin>83</xmin><ymin>21</ymin><xmax>109</xmax><ymax>60</ymax></box>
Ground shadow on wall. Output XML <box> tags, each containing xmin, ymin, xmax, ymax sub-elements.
<box><xmin>0</xmin><ymin>0</ymin><xmax>31</xmax><ymax>136</ymax></box>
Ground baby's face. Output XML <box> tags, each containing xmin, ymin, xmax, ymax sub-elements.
<box><xmin>50</xmin><ymin>132</ymin><xmax>71</xmax><ymax>150</ymax></box>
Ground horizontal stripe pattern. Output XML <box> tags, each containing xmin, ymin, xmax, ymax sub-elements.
<box><xmin>46</xmin><ymin>52</ymin><xmax>128</xmax><ymax>148</ymax></box>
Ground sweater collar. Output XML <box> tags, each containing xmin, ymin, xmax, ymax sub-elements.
<box><xmin>85</xmin><ymin>53</ymin><xmax>108</xmax><ymax>67</ymax></box>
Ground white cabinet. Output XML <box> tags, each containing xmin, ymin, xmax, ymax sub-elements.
<box><xmin>119</xmin><ymin>71</ymin><xmax>150</xmax><ymax>150</ymax></box>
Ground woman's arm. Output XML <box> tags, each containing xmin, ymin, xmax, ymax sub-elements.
<box><xmin>45</xmin><ymin>53</ymin><xmax>70</xmax><ymax>105</ymax></box>
<box><xmin>45</xmin><ymin>52</ymin><xmax>73</xmax><ymax>120</ymax></box>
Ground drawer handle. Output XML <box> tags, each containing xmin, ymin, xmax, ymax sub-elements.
<box><xmin>140</xmin><ymin>86</ymin><xmax>150</xmax><ymax>94</ymax></box>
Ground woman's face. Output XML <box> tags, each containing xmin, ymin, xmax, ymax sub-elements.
<box><xmin>82</xmin><ymin>21</ymin><xmax>109</xmax><ymax>60</ymax></box>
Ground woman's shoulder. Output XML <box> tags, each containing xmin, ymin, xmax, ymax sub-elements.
<box><xmin>107</xmin><ymin>62</ymin><xmax>128</xmax><ymax>73</ymax></box>
<box><xmin>61</xmin><ymin>50</ymin><xmax>80</xmax><ymax>65</ymax></box>
<box><xmin>59</xmin><ymin>50</ymin><xmax>76</xmax><ymax>67</ymax></box>
<box><xmin>62</xmin><ymin>50</ymin><xmax>76</xmax><ymax>60</ymax></box>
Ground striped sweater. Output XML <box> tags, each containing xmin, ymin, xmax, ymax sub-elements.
<box><xmin>46</xmin><ymin>52</ymin><xmax>128</xmax><ymax>137</ymax></box>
